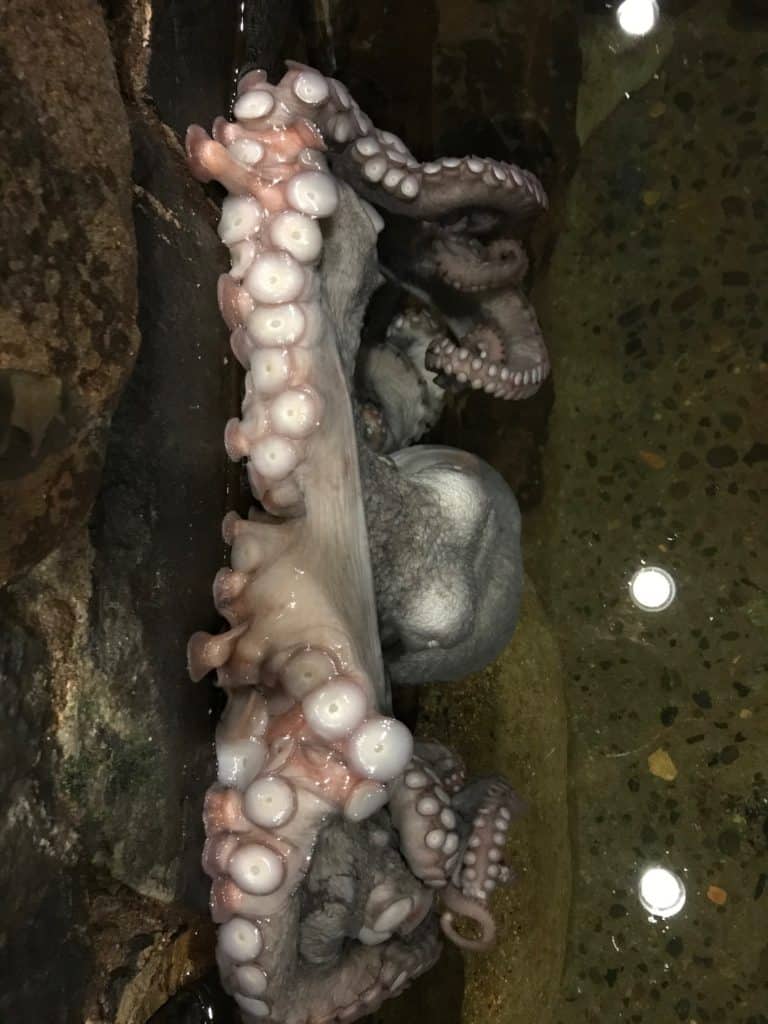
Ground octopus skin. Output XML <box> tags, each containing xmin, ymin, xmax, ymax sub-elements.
<box><xmin>321</xmin><ymin>85</ymin><xmax>550</xmax><ymax>404</ymax></box>
<box><xmin>361</xmin><ymin>443</ymin><xmax>523</xmax><ymax>687</ymax></box>
<box><xmin>186</xmin><ymin>64</ymin><xmax>530</xmax><ymax>1024</ymax></box>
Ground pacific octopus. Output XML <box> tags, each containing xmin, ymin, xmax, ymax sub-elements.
<box><xmin>185</xmin><ymin>61</ymin><xmax>546</xmax><ymax>1024</ymax></box>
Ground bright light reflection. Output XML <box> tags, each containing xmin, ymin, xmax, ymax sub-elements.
<box><xmin>629</xmin><ymin>566</ymin><xmax>676</xmax><ymax>611</ymax></box>
<box><xmin>616</xmin><ymin>0</ymin><xmax>660</xmax><ymax>37</ymax></box>
<box><xmin>638</xmin><ymin>865</ymin><xmax>686</xmax><ymax>918</ymax></box>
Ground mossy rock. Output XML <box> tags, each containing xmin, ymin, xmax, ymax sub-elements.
<box><xmin>373</xmin><ymin>583</ymin><xmax>570</xmax><ymax>1024</ymax></box>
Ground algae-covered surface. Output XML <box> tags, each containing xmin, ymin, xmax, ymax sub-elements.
<box><xmin>525</xmin><ymin>4</ymin><xmax>768</xmax><ymax>1021</ymax></box>
<box><xmin>374</xmin><ymin>585</ymin><xmax>570</xmax><ymax>1024</ymax></box>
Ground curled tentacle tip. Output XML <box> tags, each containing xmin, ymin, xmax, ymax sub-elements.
<box><xmin>439</xmin><ymin>907</ymin><xmax>496</xmax><ymax>953</ymax></box>
<box><xmin>439</xmin><ymin>885</ymin><xmax>498</xmax><ymax>952</ymax></box>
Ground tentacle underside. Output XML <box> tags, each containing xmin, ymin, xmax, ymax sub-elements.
<box><xmin>444</xmin><ymin>778</ymin><xmax>524</xmax><ymax>951</ymax></box>
<box><xmin>302</xmin><ymin>61</ymin><xmax>550</xmax><ymax>400</ymax></box>
<box><xmin>185</xmin><ymin>64</ymin><xmax>525</xmax><ymax>1024</ymax></box>
<box><xmin>188</xmin><ymin>65</ymin><xmax>418</xmax><ymax>1022</ymax></box>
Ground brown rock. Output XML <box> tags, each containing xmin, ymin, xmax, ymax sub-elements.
<box><xmin>648</xmin><ymin>748</ymin><xmax>679</xmax><ymax>781</ymax></box>
<box><xmin>0</xmin><ymin>0</ymin><xmax>139</xmax><ymax>586</ymax></box>
<box><xmin>706</xmin><ymin>885</ymin><xmax>728</xmax><ymax>906</ymax></box>
<box><xmin>639</xmin><ymin>449</ymin><xmax>667</xmax><ymax>469</ymax></box>
<box><xmin>0</xmin><ymin>0</ymin><xmax>257</xmax><ymax>1018</ymax></box>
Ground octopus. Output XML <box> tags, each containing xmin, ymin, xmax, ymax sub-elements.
<box><xmin>185</xmin><ymin>62</ymin><xmax>547</xmax><ymax>1024</ymax></box>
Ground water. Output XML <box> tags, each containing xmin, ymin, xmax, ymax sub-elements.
<box><xmin>335</xmin><ymin>1</ymin><xmax>767</xmax><ymax>1021</ymax></box>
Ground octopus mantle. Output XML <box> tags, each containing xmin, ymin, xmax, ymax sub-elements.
<box><xmin>186</xmin><ymin>63</ymin><xmax>542</xmax><ymax>1024</ymax></box>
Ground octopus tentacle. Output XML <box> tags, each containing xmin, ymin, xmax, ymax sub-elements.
<box><xmin>454</xmin><ymin>780</ymin><xmax>520</xmax><ymax>900</ymax></box>
<box><xmin>340</xmin><ymin>141</ymin><xmax>546</xmax><ymax>222</ymax></box>
<box><xmin>440</xmin><ymin>886</ymin><xmax>497</xmax><ymax>952</ymax></box>
<box><xmin>187</xmin><ymin>66</ymin><xmax>423</xmax><ymax>1022</ymax></box>
<box><xmin>264</xmin><ymin>57</ymin><xmax>547</xmax><ymax>222</ymax></box>
<box><xmin>264</xmin><ymin>818</ymin><xmax>442</xmax><ymax>1021</ymax></box>
<box><xmin>358</xmin><ymin>862</ymin><xmax>433</xmax><ymax>946</ymax></box>
<box><xmin>425</xmin><ymin>313</ymin><xmax>548</xmax><ymax>401</ymax></box>
<box><xmin>413</xmin><ymin>740</ymin><xmax>467</xmax><ymax>796</ymax></box>
<box><xmin>240</xmin><ymin>63</ymin><xmax>550</xmax><ymax>405</ymax></box>
<box><xmin>299</xmin><ymin>63</ymin><xmax>550</xmax><ymax>402</ymax></box>
<box><xmin>432</xmin><ymin>233</ymin><xmax>530</xmax><ymax>292</ymax></box>
<box><xmin>186</xmin><ymin>61</ymin><xmax>525</xmax><ymax>1024</ymax></box>
<box><xmin>388</xmin><ymin>756</ymin><xmax>461</xmax><ymax>887</ymax></box>
<box><xmin>432</xmin><ymin>778</ymin><xmax>524</xmax><ymax>955</ymax></box>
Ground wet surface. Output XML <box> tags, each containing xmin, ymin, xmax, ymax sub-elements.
<box><xmin>121</xmin><ymin>0</ymin><xmax>765</xmax><ymax>1015</ymax></box>
<box><xmin>412</xmin><ymin>586</ymin><xmax>569</xmax><ymax>1024</ymax></box>
<box><xmin>109</xmin><ymin>0</ymin><xmax>767</xmax><ymax>1020</ymax></box>
<box><xmin>338</xmin><ymin>0</ymin><xmax>768</xmax><ymax>1020</ymax></box>
<box><xmin>3</xmin><ymin>0</ymin><xmax>766</xmax><ymax>1021</ymax></box>
<box><xmin>525</xmin><ymin>3</ymin><xmax>768</xmax><ymax>1022</ymax></box>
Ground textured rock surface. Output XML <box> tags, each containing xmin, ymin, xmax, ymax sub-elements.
<box><xmin>0</xmin><ymin>1</ymin><xmax>138</xmax><ymax>1017</ymax></box>
<box><xmin>0</xmin><ymin>0</ymin><xmax>139</xmax><ymax>586</ymax></box>
<box><xmin>0</xmin><ymin>0</ymin><xmax>255</xmax><ymax>1018</ymax></box>
<box><xmin>90</xmin><ymin>102</ymin><xmax>232</xmax><ymax>904</ymax></box>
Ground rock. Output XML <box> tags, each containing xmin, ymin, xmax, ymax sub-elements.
<box><xmin>0</xmin><ymin>0</ymin><xmax>288</xmax><ymax>1018</ymax></box>
<box><xmin>86</xmin><ymin>101</ymin><xmax>232</xmax><ymax>905</ymax></box>
<box><xmin>112</xmin><ymin>922</ymin><xmax>217</xmax><ymax>1024</ymax></box>
<box><xmin>648</xmin><ymin>748</ymin><xmax>679</xmax><ymax>782</ymax></box>
<box><xmin>706</xmin><ymin>884</ymin><xmax>728</xmax><ymax>906</ymax></box>
<box><xmin>0</xmin><ymin>0</ymin><xmax>139</xmax><ymax>587</ymax></box>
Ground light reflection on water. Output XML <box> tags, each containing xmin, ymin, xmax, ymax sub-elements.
<box><xmin>616</xmin><ymin>0</ymin><xmax>660</xmax><ymax>37</ymax></box>
<box><xmin>638</xmin><ymin>864</ymin><xmax>687</xmax><ymax>919</ymax></box>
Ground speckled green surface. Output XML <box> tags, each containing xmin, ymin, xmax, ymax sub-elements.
<box><xmin>525</xmin><ymin>3</ymin><xmax>768</xmax><ymax>1021</ymax></box>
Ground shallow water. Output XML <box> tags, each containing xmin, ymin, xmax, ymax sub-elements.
<box><xmin>357</xmin><ymin>1</ymin><xmax>767</xmax><ymax>1021</ymax></box>
<box><xmin>528</xmin><ymin>5</ymin><xmax>768</xmax><ymax>1021</ymax></box>
<box><xmin>154</xmin><ymin>1</ymin><xmax>767</xmax><ymax>1020</ymax></box>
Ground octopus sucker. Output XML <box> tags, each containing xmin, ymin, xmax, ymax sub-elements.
<box><xmin>439</xmin><ymin>889</ymin><xmax>497</xmax><ymax>953</ymax></box>
<box><xmin>186</xmin><ymin>62</ymin><xmax>537</xmax><ymax>1023</ymax></box>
